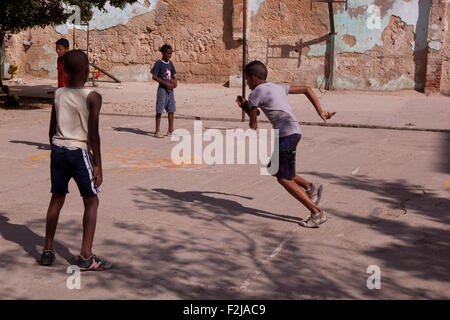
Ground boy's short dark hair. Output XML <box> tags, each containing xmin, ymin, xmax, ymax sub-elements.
<box><xmin>160</xmin><ymin>44</ymin><xmax>172</xmax><ymax>53</ymax></box>
<box><xmin>64</xmin><ymin>50</ymin><xmax>89</xmax><ymax>75</ymax></box>
<box><xmin>56</xmin><ymin>38</ymin><xmax>70</xmax><ymax>49</ymax></box>
<box><xmin>2</xmin><ymin>85</ymin><xmax>9</xmax><ymax>94</ymax></box>
<box><xmin>244</xmin><ymin>60</ymin><xmax>268</xmax><ymax>80</ymax></box>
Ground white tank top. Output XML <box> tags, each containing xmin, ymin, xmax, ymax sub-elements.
<box><xmin>52</xmin><ymin>87</ymin><xmax>93</xmax><ymax>151</ymax></box>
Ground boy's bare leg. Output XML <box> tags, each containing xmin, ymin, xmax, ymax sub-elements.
<box><xmin>155</xmin><ymin>113</ymin><xmax>162</xmax><ymax>134</ymax></box>
<box><xmin>44</xmin><ymin>194</ymin><xmax>66</xmax><ymax>251</ymax></box>
<box><xmin>293</xmin><ymin>175</ymin><xmax>311</xmax><ymax>190</ymax></box>
<box><xmin>277</xmin><ymin>178</ymin><xmax>321</xmax><ymax>213</ymax></box>
<box><xmin>168</xmin><ymin>112</ymin><xmax>174</xmax><ymax>133</ymax></box>
<box><xmin>80</xmin><ymin>195</ymin><xmax>99</xmax><ymax>258</ymax></box>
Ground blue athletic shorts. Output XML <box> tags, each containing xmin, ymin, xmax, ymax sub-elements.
<box><xmin>50</xmin><ymin>145</ymin><xmax>100</xmax><ymax>197</ymax></box>
<box><xmin>275</xmin><ymin>133</ymin><xmax>301</xmax><ymax>180</ymax></box>
<box><xmin>156</xmin><ymin>87</ymin><xmax>176</xmax><ymax>114</ymax></box>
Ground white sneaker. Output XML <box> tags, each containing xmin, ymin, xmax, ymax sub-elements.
<box><xmin>299</xmin><ymin>211</ymin><xmax>328</xmax><ymax>228</ymax></box>
<box><xmin>154</xmin><ymin>131</ymin><xmax>164</xmax><ymax>138</ymax></box>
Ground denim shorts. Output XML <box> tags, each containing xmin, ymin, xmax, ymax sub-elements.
<box><xmin>156</xmin><ymin>87</ymin><xmax>176</xmax><ymax>113</ymax></box>
<box><xmin>275</xmin><ymin>133</ymin><xmax>301</xmax><ymax>180</ymax></box>
<box><xmin>50</xmin><ymin>145</ymin><xmax>100</xmax><ymax>198</ymax></box>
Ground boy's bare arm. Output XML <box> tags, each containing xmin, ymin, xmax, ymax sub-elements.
<box><xmin>289</xmin><ymin>86</ymin><xmax>336</xmax><ymax>122</ymax></box>
<box><xmin>249</xmin><ymin>107</ymin><xmax>258</xmax><ymax>130</ymax></box>
<box><xmin>173</xmin><ymin>75</ymin><xmax>177</xmax><ymax>89</ymax></box>
<box><xmin>152</xmin><ymin>74</ymin><xmax>174</xmax><ymax>89</ymax></box>
<box><xmin>88</xmin><ymin>91</ymin><xmax>103</xmax><ymax>188</ymax></box>
<box><xmin>49</xmin><ymin>103</ymin><xmax>57</xmax><ymax>145</ymax></box>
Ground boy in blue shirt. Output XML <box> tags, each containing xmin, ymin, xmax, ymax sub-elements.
<box><xmin>151</xmin><ymin>44</ymin><xmax>177</xmax><ymax>138</ymax></box>
<box><xmin>238</xmin><ymin>61</ymin><xmax>336</xmax><ymax>228</ymax></box>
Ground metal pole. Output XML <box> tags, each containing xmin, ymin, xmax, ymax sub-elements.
<box><xmin>87</xmin><ymin>24</ymin><xmax>90</xmax><ymax>62</ymax></box>
<box><xmin>73</xmin><ymin>25</ymin><xmax>76</xmax><ymax>49</ymax></box>
<box><xmin>326</xmin><ymin>2</ymin><xmax>335</xmax><ymax>91</ymax></box>
<box><xmin>242</xmin><ymin>0</ymin><xmax>247</xmax><ymax>121</ymax></box>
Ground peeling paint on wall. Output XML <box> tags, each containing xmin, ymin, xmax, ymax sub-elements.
<box><xmin>369</xmin><ymin>75</ymin><xmax>415</xmax><ymax>91</ymax></box>
<box><xmin>36</xmin><ymin>60</ymin><xmax>58</xmax><ymax>78</ymax></box>
<box><xmin>36</xmin><ymin>45</ymin><xmax>58</xmax><ymax>77</ymax></box>
<box><xmin>429</xmin><ymin>41</ymin><xmax>442</xmax><ymax>50</ymax></box>
<box><xmin>317</xmin><ymin>74</ymin><xmax>415</xmax><ymax>91</ymax></box>
<box><xmin>308</xmin><ymin>0</ymin><xmax>429</xmax><ymax>56</ymax></box>
<box><xmin>112</xmin><ymin>65</ymin><xmax>149</xmax><ymax>82</ymax></box>
<box><xmin>249</xmin><ymin>0</ymin><xmax>265</xmax><ymax>18</ymax></box>
<box><xmin>42</xmin><ymin>45</ymin><xmax>56</xmax><ymax>56</ymax></box>
<box><xmin>7</xmin><ymin>0</ymin><xmax>449</xmax><ymax>91</ymax></box>
<box><xmin>56</xmin><ymin>0</ymin><xmax>157</xmax><ymax>34</ymax></box>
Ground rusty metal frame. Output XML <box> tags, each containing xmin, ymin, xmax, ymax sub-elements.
<box><xmin>310</xmin><ymin>0</ymin><xmax>348</xmax><ymax>11</ymax></box>
<box><xmin>310</xmin><ymin>0</ymin><xmax>348</xmax><ymax>90</ymax></box>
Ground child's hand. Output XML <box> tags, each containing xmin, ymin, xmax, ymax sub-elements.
<box><xmin>236</xmin><ymin>96</ymin><xmax>247</xmax><ymax>108</ymax></box>
<box><xmin>319</xmin><ymin>111</ymin><xmax>336</xmax><ymax>122</ymax></box>
<box><xmin>92</xmin><ymin>166</ymin><xmax>103</xmax><ymax>188</ymax></box>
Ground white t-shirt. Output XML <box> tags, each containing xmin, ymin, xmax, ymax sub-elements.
<box><xmin>247</xmin><ymin>82</ymin><xmax>301</xmax><ymax>137</ymax></box>
<box><xmin>52</xmin><ymin>87</ymin><xmax>94</xmax><ymax>150</ymax></box>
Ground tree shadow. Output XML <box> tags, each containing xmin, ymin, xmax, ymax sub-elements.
<box><xmin>413</xmin><ymin>0</ymin><xmax>431</xmax><ymax>92</ymax></box>
<box><xmin>112</xmin><ymin>127</ymin><xmax>153</xmax><ymax>136</ymax></box>
<box><xmin>303</xmin><ymin>171</ymin><xmax>450</xmax><ymax>224</ymax></box>
<box><xmin>3</xmin><ymin>84</ymin><xmax>56</xmax><ymax>98</ymax></box>
<box><xmin>0</xmin><ymin>100</ymin><xmax>43</xmax><ymax>110</ymax></box>
<box><xmin>86</xmin><ymin>225</ymin><xmax>353</xmax><ymax>299</ymax></box>
<box><xmin>9</xmin><ymin>140</ymin><xmax>51</xmax><ymax>150</ymax></box>
<box><xmin>0</xmin><ymin>213</ymin><xmax>75</xmax><ymax>265</ymax></box>
<box><xmin>326</xmin><ymin>207</ymin><xmax>450</xmax><ymax>295</ymax></box>
<box><xmin>132</xmin><ymin>187</ymin><xmax>304</xmax><ymax>224</ymax></box>
<box><xmin>303</xmin><ymin>171</ymin><xmax>450</xmax><ymax>291</ymax></box>
<box><xmin>73</xmin><ymin>187</ymin><xmax>354</xmax><ymax>299</ymax></box>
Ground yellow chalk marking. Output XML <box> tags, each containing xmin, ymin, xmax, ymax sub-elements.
<box><xmin>124</xmin><ymin>168</ymin><xmax>154</xmax><ymax>175</ymax></box>
<box><xmin>125</xmin><ymin>149</ymin><xmax>144</xmax><ymax>154</ymax></box>
<box><xmin>27</xmin><ymin>152</ymin><xmax>50</xmax><ymax>160</ymax></box>
<box><xmin>25</xmin><ymin>147</ymin><xmax>206</xmax><ymax>175</ymax></box>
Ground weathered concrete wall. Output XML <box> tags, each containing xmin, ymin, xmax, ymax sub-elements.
<box><xmin>248</xmin><ymin>0</ymin><xmax>444</xmax><ymax>90</ymax></box>
<box><xmin>5</xmin><ymin>0</ymin><xmax>242</xmax><ymax>82</ymax></box>
<box><xmin>441</xmin><ymin>1</ymin><xmax>450</xmax><ymax>95</ymax></box>
<box><xmin>425</xmin><ymin>0</ymin><xmax>448</xmax><ymax>93</ymax></box>
<box><xmin>3</xmin><ymin>0</ymin><xmax>450</xmax><ymax>92</ymax></box>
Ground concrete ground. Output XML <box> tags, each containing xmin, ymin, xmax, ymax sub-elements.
<box><xmin>0</xmin><ymin>79</ymin><xmax>449</xmax><ymax>299</ymax></box>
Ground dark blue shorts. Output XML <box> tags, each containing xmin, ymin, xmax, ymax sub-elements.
<box><xmin>50</xmin><ymin>145</ymin><xmax>100</xmax><ymax>198</ymax></box>
<box><xmin>275</xmin><ymin>133</ymin><xmax>301</xmax><ymax>180</ymax></box>
<box><xmin>156</xmin><ymin>87</ymin><xmax>176</xmax><ymax>114</ymax></box>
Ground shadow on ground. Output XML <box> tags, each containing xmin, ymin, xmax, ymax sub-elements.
<box><xmin>76</xmin><ymin>186</ymin><xmax>354</xmax><ymax>299</ymax></box>
<box><xmin>2</xmin><ymin>176</ymin><xmax>448</xmax><ymax>298</ymax></box>
<box><xmin>305</xmin><ymin>171</ymin><xmax>450</xmax><ymax>297</ymax></box>
<box><xmin>9</xmin><ymin>140</ymin><xmax>51</xmax><ymax>150</ymax></box>
<box><xmin>0</xmin><ymin>213</ymin><xmax>75</xmax><ymax>265</ymax></box>
<box><xmin>112</xmin><ymin>127</ymin><xmax>153</xmax><ymax>136</ymax></box>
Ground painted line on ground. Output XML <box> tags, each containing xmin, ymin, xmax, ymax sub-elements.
<box><xmin>239</xmin><ymin>228</ymin><xmax>296</xmax><ymax>291</ymax></box>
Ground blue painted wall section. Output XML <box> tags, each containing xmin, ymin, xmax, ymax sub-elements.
<box><xmin>248</xmin><ymin>0</ymin><xmax>441</xmax><ymax>90</ymax></box>
<box><xmin>307</xmin><ymin>0</ymin><xmax>428</xmax><ymax>56</ymax></box>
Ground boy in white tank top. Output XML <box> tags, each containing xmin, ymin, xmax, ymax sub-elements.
<box><xmin>40</xmin><ymin>50</ymin><xmax>112</xmax><ymax>271</ymax></box>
